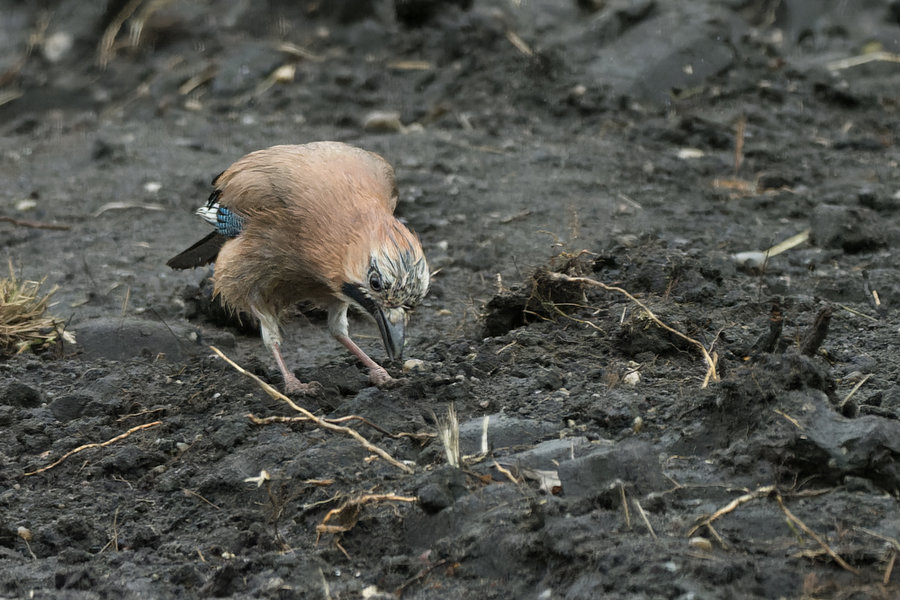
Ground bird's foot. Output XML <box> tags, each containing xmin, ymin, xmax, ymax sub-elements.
<box><xmin>368</xmin><ymin>366</ymin><xmax>398</xmax><ymax>388</ymax></box>
<box><xmin>283</xmin><ymin>374</ymin><xmax>323</xmax><ymax>396</ymax></box>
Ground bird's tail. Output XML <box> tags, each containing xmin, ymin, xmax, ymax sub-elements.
<box><xmin>166</xmin><ymin>231</ymin><xmax>226</xmax><ymax>269</ymax></box>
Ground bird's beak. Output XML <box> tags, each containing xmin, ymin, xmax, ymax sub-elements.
<box><xmin>374</xmin><ymin>306</ymin><xmax>406</xmax><ymax>361</ymax></box>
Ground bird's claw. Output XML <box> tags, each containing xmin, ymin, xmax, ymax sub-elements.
<box><xmin>368</xmin><ymin>367</ymin><xmax>397</xmax><ymax>388</ymax></box>
<box><xmin>283</xmin><ymin>375</ymin><xmax>323</xmax><ymax>396</ymax></box>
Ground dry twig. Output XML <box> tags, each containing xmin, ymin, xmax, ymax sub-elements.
<box><xmin>24</xmin><ymin>421</ymin><xmax>162</xmax><ymax>476</ymax></box>
<box><xmin>210</xmin><ymin>346</ymin><xmax>413</xmax><ymax>473</ymax></box>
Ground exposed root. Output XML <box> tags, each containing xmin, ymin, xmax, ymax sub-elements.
<box><xmin>210</xmin><ymin>346</ymin><xmax>414</xmax><ymax>474</ymax></box>
<box><xmin>542</xmin><ymin>271</ymin><xmax>720</xmax><ymax>386</ymax></box>
<box><xmin>23</xmin><ymin>421</ymin><xmax>162</xmax><ymax>476</ymax></box>
<box><xmin>315</xmin><ymin>494</ymin><xmax>417</xmax><ymax>541</ymax></box>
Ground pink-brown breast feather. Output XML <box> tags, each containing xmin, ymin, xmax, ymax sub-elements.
<box><xmin>209</xmin><ymin>143</ymin><xmax>399</xmax><ymax>315</ymax></box>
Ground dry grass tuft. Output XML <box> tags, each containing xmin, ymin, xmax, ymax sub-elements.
<box><xmin>0</xmin><ymin>263</ymin><xmax>67</xmax><ymax>356</ymax></box>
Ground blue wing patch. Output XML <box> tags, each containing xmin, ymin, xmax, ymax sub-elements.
<box><xmin>215</xmin><ymin>206</ymin><xmax>245</xmax><ymax>237</ymax></box>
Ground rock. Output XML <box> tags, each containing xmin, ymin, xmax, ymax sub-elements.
<box><xmin>581</xmin><ymin>4</ymin><xmax>741</xmax><ymax>106</ymax></box>
<box><xmin>775</xmin><ymin>389</ymin><xmax>900</xmax><ymax>492</ymax></box>
<box><xmin>75</xmin><ymin>317</ymin><xmax>198</xmax><ymax>361</ymax></box>
<box><xmin>558</xmin><ymin>439</ymin><xmax>668</xmax><ymax>498</ymax></box>
<box><xmin>810</xmin><ymin>204</ymin><xmax>883</xmax><ymax>252</ymax></box>
<box><xmin>1</xmin><ymin>382</ymin><xmax>42</xmax><ymax>408</ymax></box>
<box><xmin>498</xmin><ymin>436</ymin><xmax>595</xmax><ymax>471</ymax></box>
<box><xmin>49</xmin><ymin>394</ymin><xmax>91</xmax><ymax>421</ymax></box>
<box><xmin>458</xmin><ymin>414</ymin><xmax>558</xmax><ymax>455</ymax></box>
<box><xmin>417</xmin><ymin>465</ymin><xmax>467</xmax><ymax>513</ymax></box>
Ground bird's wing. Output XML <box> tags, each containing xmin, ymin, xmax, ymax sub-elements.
<box><xmin>166</xmin><ymin>230</ymin><xmax>226</xmax><ymax>269</ymax></box>
<box><xmin>211</xmin><ymin>143</ymin><xmax>399</xmax><ymax>218</ymax></box>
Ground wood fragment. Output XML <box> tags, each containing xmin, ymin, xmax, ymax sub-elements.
<box><xmin>799</xmin><ymin>305</ymin><xmax>833</xmax><ymax>357</ymax></box>
<box><xmin>210</xmin><ymin>346</ymin><xmax>413</xmax><ymax>473</ymax></box>
<box><xmin>749</xmin><ymin>301</ymin><xmax>783</xmax><ymax>356</ymax></box>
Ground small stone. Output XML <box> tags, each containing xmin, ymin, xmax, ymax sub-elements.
<box><xmin>689</xmin><ymin>536</ymin><xmax>713</xmax><ymax>551</ymax></box>
<box><xmin>2</xmin><ymin>382</ymin><xmax>42</xmax><ymax>408</ymax></box>
<box><xmin>623</xmin><ymin>371</ymin><xmax>641</xmax><ymax>386</ymax></box>
<box><xmin>403</xmin><ymin>359</ymin><xmax>426</xmax><ymax>373</ymax></box>
<box><xmin>43</xmin><ymin>31</ymin><xmax>73</xmax><ymax>63</ymax></box>
<box><xmin>363</xmin><ymin>111</ymin><xmax>404</xmax><ymax>133</ymax></box>
<box><xmin>732</xmin><ymin>251</ymin><xmax>767</xmax><ymax>271</ymax></box>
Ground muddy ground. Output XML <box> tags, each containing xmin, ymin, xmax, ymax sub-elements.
<box><xmin>1</xmin><ymin>0</ymin><xmax>899</xmax><ymax>598</ymax></box>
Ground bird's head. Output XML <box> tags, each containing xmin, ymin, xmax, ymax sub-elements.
<box><xmin>341</xmin><ymin>222</ymin><xmax>429</xmax><ymax>361</ymax></box>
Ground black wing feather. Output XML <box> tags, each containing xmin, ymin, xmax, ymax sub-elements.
<box><xmin>166</xmin><ymin>231</ymin><xmax>227</xmax><ymax>269</ymax></box>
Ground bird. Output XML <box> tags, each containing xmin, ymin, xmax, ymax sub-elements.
<box><xmin>167</xmin><ymin>142</ymin><xmax>430</xmax><ymax>394</ymax></box>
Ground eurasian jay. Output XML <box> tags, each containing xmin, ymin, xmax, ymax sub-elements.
<box><xmin>167</xmin><ymin>142</ymin><xmax>430</xmax><ymax>393</ymax></box>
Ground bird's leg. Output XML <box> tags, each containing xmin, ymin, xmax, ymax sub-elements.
<box><xmin>253</xmin><ymin>305</ymin><xmax>320</xmax><ymax>395</ymax></box>
<box><xmin>336</xmin><ymin>334</ymin><xmax>392</xmax><ymax>386</ymax></box>
<box><xmin>328</xmin><ymin>303</ymin><xmax>392</xmax><ymax>386</ymax></box>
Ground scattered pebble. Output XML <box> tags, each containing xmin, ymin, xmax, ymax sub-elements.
<box><xmin>363</xmin><ymin>111</ymin><xmax>404</xmax><ymax>133</ymax></box>
<box><xmin>732</xmin><ymin>251</ymin><xmax>767</xmax><ymax>271</ymax></box>
<box><xmin>403</xmin><ymin>358</ymin><xmax>426</xmax><ymax>373</ymax></box>
<box><xmin>15</xmin><ymin>199</ymin><xmax>37</xmax><ymax>211</ymax></box>
<box><xmin>689</xmin><ymin>536</ymin><xmax>713</xmax><ymax>551</ymax></box>
<box><xmin>677</xmin><ymin>148</ymin><xmax>705</xmax><ymax>159</ymax></box>
<box><xmin>42</xmin><ymin>31</ymin><xmax>73</xmax><ymax>63</ymax></box>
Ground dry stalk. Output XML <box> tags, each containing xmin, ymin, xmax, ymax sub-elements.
<box><xmin>775</xmin><ymin>493</ymin><xmax>859</xmax><ymax>575</ymax></box>
<box><xmin>97</xmin><ymin>0</ymin><xmax>143</xmax><ymax>68</ymax></box>
<box><xmin>688</xmin><ymin>485</ymin><xmax>859</xmax><ymax>575</ymax></box>
<box><xmin>0</xmin><ymin>216</ymin><xmax>70</xmax><ymax>230</ymax></box>
<box><xmin>619</xmin><ymin>482</ymin><xmax>631</xmax><ymax>529</ymax></box>
<box><xmin>210</xmin><ymin>346</ymin><xmax>413</xmax><ymax>474</ymax></box>
<box><xmin>24</xmin><ymin>421</ymin><xmax>162</xmax><ymax>476</ymax></box>
<box><xmin>688</xmin><ymin>485</ymin><xmax>777</xmax><ymax>536</ymax></box>
<box><xmin>542</xmin><ymin>272</ymin><xmax>719</xmax><ymax>386</ymax></box>
<box><xmin>1</xmin><ymin>263</ymin><xmax>68</xmax><ymax>355</ymax></box>
<box><xmin>632</xmin><ymin>498</ymin><xmax>657</xmax><ymax>538</ymax></box>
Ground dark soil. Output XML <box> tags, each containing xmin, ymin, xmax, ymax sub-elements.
<box><xmin>2</xmin><ymin>1</ymin><xmax>899</xmax><ymax>598</ymax></box>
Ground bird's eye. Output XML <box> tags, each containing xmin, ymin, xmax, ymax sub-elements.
<box><xmin>369</xmin><ymin>273</ymin><xmax>383</xmax><ymax>292</ymax></box>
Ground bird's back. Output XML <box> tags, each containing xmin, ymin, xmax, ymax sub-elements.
<box><xmin>214</xmin><ymin>142</ymin><xmax>399</xmax><ymax>218</ymax></box>
<box><xmin>207</xmin><ymin>142</ymin><xmax>404</xmax><ymax>313</ymax></box>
